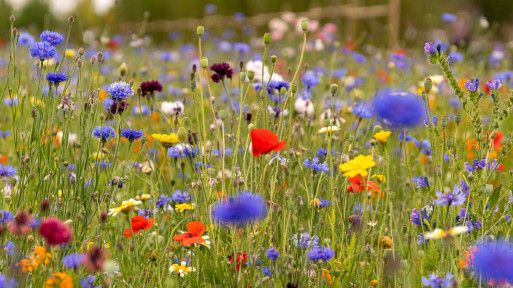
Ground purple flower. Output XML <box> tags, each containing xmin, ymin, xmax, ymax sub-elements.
<box><xmin>435</xmin><ymin>185</ymin><xmax>466</xmax><ymax>206</ymax></box>
<box><xmin>46</xmin><ymin>72</ymin><xmax>67</xmax><ymax>85</ymax></box>
<box><xmin>18</xmin><ymin>32</ymin><xmax>35</xmax><ymax>47</ymax></box>
<box><xmin>212</xmin><ymin>192</ymin><xmax>267</xmax><ymax>225</ymax></box>
<box><xmin>265</xmin><ymin>248</ymin><xmax>280</xmax><ymax>261</ymax></box>
<box><xmin>351</xmin><ymin>53</ymin><xmax>367</xmax><ymax>64</ymax></box>
<box><xmin>373</xmin><ymin>89</ymin><xmax>425</xmax><ymax>128</ymax></box>
<box><xmin>29</xmin><ymin>41</ymin><xmax>57</xmax><ymax>61</ymax></box>
<box><xmin>80</xmin><ymin>275</ymin><xmax>99</xmax><ymax>288</ymax></box>
<box><xmin>62</xmin><ymin>253</ymin><xmax>85</xmax><ymax>268</ymax></box>
<box><xmin>411</xmin><ymin>208</ymin><xmax>431</xmax><ymax>228</ymax></box>
<box><xmin>155</xmin><ymin>195</ymin><xmax>171</xmax><ymax>208</ymax></box>
<box><xmin>0</xmin><ymin>165</ymin><xmax>17</xmax><ymax>178</ymax></box>
<box><xmin>210</xmin><ymin>62</ymin><xmax>233</xmax><ymax>83</ymax></box>
<box><xmin>40</xmin><ymin>30</ymin><xmax>64</xmax><ymax>46</ymax></box>
<box><xmin>120</xmin><ymin>129</ymin><xmax>143</xmax><ymax>142</ymax></box>
<box><xmin>107</xmin><ymin>81</ymin><xmax>133</xmax><ymax>100</ymax></box>
<box><xmin>291</xmin><ymin>233</ymin><xmax>319</xmax><ymax>249</ymax></box>
<box><xmin>171</xmin><ymin>190</ymin><xmax>191</xmax><ymax>203</ymax></box>
<box><xmin>464</xmin><ymin>79</ymin><xmax>479</xmax><ymax>92</ymax></box>
<box><xmin>442</xmin><ymin>13</ymin><xmax>457</xmax><ymax>23</ymax></box>
<box><xmin>308</xmin><ymin>247</ymin><xmax>335</xmax><ymax>262</ymax></box>
<box><xmin>302</xmin><ymin>71</ymin><xmax>320</xmax><ymax>87</ymax></box>
<box><xmin>352</xmin><ymin>102</ymin><xmax>373</xmax><ymax>118</ymax></box>
<box><xmin>304</xmin><ymin>157</ymin><xmax>329</xmax><ymax>173</ymax></box>
<box><xmin>92</xmin><ymin>126</ymin><xmax>116</xmax><ymax>142</ymax></box>
<box><xmin>473</xmin><ymin>241</ymin><xmax>513</xmax><ymax>283</ymax></box>
<box><xmin>412</xmin><ymin>176</ymin><xmax>429</xmax><ymax>189</ymax></box>
<box><xmin>421</xmin><ymin>272</ymin><xmax>453</xmax><ymax>287</ymax></box>
<box><xmin>424</xmin><ymin>42</ymin><xmax>436</xmax><ymax>54</ymax></box>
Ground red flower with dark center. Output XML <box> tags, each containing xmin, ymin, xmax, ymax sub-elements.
<box><xmin>228</xmin><ymin>252</ymin><xmax>247</xmax><ymax>271</ymax></box>
<box><xmin>38</xmin><ymin>217</ymin><xmax>72</xmax><ymax>246</ymax></box>
<box><xmin>172</xmin><ymin>221</ymin><xmax>206</xmax><ymax>246</ymax></box>
<box><xmin>123</xmin><ymin>216</ymin><xmax>155</xmax><ymax>238</ymax></box>
<box><xmin>250</xmin><ymin>129</ymin><xmax>286</xmax><ymax>157</ymax></box>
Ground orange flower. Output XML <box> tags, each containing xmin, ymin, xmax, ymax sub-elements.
<box><xmin>0</xmin><ymin>155</ymin><xmax>7</xmax><ymax>164</ymax></box>
<box><xmin>18</xmin><ymin>259</ymin><xmax>34</xmax><ymax>273</ymax></box>
<box><xmin>45</xmin><ymin>272</ymin><xmax>73</xmax><ymax>288</ymax></box>
<box><xmin>347</xmin><ymin>175</ymin><xmax>383</xmax><ymax>198</ymax></box>
<box><xmin>173</xmin><ymin>221</ymin><xmax>206</xmax><ymax>246</ymax></box>
<box><xmin>123</xmin><ymin>216</ymin><xmax>155</xmax><ymax>238</ymax></box>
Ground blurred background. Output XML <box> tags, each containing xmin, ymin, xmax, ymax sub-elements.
<box><xmin>1</xmin><ymin>0</ymin><xmax>513</xmax><ymax>47</ymax></box>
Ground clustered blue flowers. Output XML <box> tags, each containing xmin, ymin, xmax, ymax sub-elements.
<box><xmin>107</xmin><ymin>81</ymin><xmax>134</xmax><ymax>99</ymax></box>
<box><xmin>92</xmin><ymin>126</ymin><xmax>116</xmax><ymax>142</ymax></box>
<box><xmin>212</xmin><ymin>192</ymin><xmax>267</xmax><ymax>225</ymax></box>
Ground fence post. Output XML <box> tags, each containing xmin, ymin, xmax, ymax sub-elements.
<box><xmin>388</xmin><ymin>0</ymin><xmax>401</xmax><ymax>48</ymax></box>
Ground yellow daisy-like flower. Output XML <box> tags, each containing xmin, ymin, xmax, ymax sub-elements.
<box><xmin>175</xmin><ymin>203</ymin><xmax>194</xmax><ymax>213</ymax></box>
<box><xmin>373</xmin><ymin>130</ymin><xmax>392</xmax><ymax>143</ymax></box>
<box><xmin>318</xmin><ymin>125</ymin><xmax>340</xmax><ymax>134</ymax></box>
<box><xmin>169</xmin><ymin>258</ymin><xmax>196</xmax><ymax>277</ymax></box>
<box><xmin>372</xmin><ymin>174</ymin><xmax>386</xmax><ymax>183</ymax></box>
<box><xmin>140</xmin><ymin>194</ymin><xmax>151</xmax><ymax>201</ymax></box>
<box><xmin>152</xmin><ymin>133</ymin><xmax>179</xmax><ymax>148</ymax></box>
<box><xmin>108</xmin><ymin>198</ymin><xmax>142</xmax><ymax>216</ymax></box>
<box><xmin>424</xmin><ymin>226</ymin><xmax>468</xmax><ymax>240</ymax></box>
<box><xmin>339</xmin><ymin>155</ymin><xmax>376</xmax><ymax>178</ymax></box>
<box><xmin>45</xmin><ymin>272</ymin><xmax>73</xmax><ymax>288</ymax></box>
<box><xmin>65</xmin><ymin>49</ymin><xmax>76</xmax><ymax>58</ymax></box>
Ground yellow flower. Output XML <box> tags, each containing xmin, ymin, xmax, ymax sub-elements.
<box><xmin>373</xmin><ymin>130</ymin><xmax>392</xmax><ymax>143</ymax></box>
<box><xmin>339</xmin><ymin>155</ymin><xmax>376</xmax><ymax>178</ymax></box>
<box><xmin>372</xmin><ymin>174</ymin><xmax>386</xmax><ymax>183</ymax></box>
<box><xmin>42</xmin><ymin>59</ymin><xmax>56</xmax><ymax>67</ymax></box>
<box><xmin>108</xmin><ymin>198</ymin><xmax>142</xmax><ymax>216</ymax></box>
<box><xmin>65</xmin><ymin>49</ymin><xmax>76</xmax><ymax>58</ymax></box>
<box><xmin>318</xmin><ymin>125</ymin><xmax>340</xmax><ymax>134</ymax></box>
<box><xmin>152</xmin><ymin>133</ymin><xmax>179</xmax><ymax>148</ymax></box>
<box><xmin>371</xmin><ymin>279</ymin><xmax>378</xmax><ymax>287</ymax></box>
<box><xmin>45</xmin><ymin>272</ymin><xmax>73</xmax><ymax>288</ymax></box>
<box><xmin>140</xmin><ymin>194</ymin><xmax>151</xmax><ymax>201</ymax></box>
<box><xmin>169</xmin><ymin>258</ymin><xmax>196</xmax><ymax>277</ymax></box>
<box><xmin>175</xmin><ymin>203</ymin><xmax>194</xmax><ymax>212</ymax></box>
<box><xmin>425</xmin><ymin>226</ymin><xmax>468</xmax><ymax>240</ymax></box>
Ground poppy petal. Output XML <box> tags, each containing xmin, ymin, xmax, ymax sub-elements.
<box><xmin>143</xmin><ymin>218</ymin><xmax>155</xmax><ymax>230</ymax></box>
<box><xmin>131</xmin><ymin>216</ymin><xmax>149</xmax><ymax>230</ymax></box>
<box><xmin>123</xmin><ymin>227</ymin><xmax>139</xmax><ymax>238</ymax></box>
<box><xmin>172</xmin><ymin>232</ymin><xmax>191</xmax><ymax>242</ymax></box>
<box><xmin>182</xmin><ymin>236</ymin><xmax>206</xmax><ymax>246</ymax></box>
<box><xmin>250</xmin><ymin>129</ymin><xmax>283</xmax><ymax>157</ymax></box>
<box><xmin>271</xmin><ymin>140</ymin><xmax>286</xmax><ymax>152</ymax></box>
<box><xmin>186</xmin><ymin>221</ymin><xmax>205</xmax><ymax>235</ymax></box>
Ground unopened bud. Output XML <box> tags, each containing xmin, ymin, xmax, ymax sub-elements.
<box><xmin>291</xmin><ymin>84</ymin><xmax>297</xmax><ymax>93</ymax></box>
<box><xmin>424</xmin><ymin>77</ymin><xmax>433</xmax><ymax>93</ymax></box>
<box><xmin>200</xmin><ymin>57</ymin><xmax>208</xmax><ymax>69</ymax></box>
<box><xmin>263</xmin><ymin>33</ymin><xmax>271</xmax><ymax>45</ymax></box>
<box><xmin>330</xmin><ymin>84</ymin><xmax>338</xmax><ymax>94</ymax></box>
<box><xmin>68</xmin><ymin>16</ymin><xmax>74</xmax><ymax>23</ymax></box>
<box><xmin>197</xmin><ymin>26</ymin><xmax>204</xmax><ymax>37</ymax></box>
<box><xmin>301</xmin><ymin>20</ymin><xmax>309</xmax><ymax>32</ymax></box>
<box><xmin>271</xmin><ymin>55</ymin><xmax>277</xmax><ymax>64</ymax></box>
<box><xmin>247</xmin><ymin>70</ymin><xmax>255</xmax><ymax>81</ymax></box>
<box><xmin>177</xmin><ymin>127</ymin><xmax>187</xmax><ymax>142</ymax></box>
<box><xmin>119</xmin><ymin>62</ymin><xmax>127</xmax><ymax>77</ymax></box>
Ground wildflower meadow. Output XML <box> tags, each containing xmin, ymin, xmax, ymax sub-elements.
<box><xmin>2</xmin><ymin>6</ymin><xmax>513</xmax><ymax>288</ymax></box>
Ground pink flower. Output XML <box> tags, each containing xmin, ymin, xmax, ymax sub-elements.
<box><xmin>38</xmin><ymin>217</ymin><xmax>72</xmax><ymax>246</ymax></box>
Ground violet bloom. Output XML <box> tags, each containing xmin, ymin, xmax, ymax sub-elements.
<box><xmin>487</xmin><ymin>79</ymin><xmax>502</xmax><ymax>90</ymax></box>
<box><xmin>424</xmin><ymin>42</ymin><xmax>436</xmax><ymax>54</ymax></box>
<box><xmin>421</xmin><ymin>272</ymin><xmax>454</xmax><ymax>287</ymax></box>
<box><xmin>464</xmin><ymin>79</ymin><xmax>479</xmax><ymax>92</ymax></box>
<box><xmin>435</xmin><ymin>185</ymin><xmax>466</xmax><ymax>207</ymax></box>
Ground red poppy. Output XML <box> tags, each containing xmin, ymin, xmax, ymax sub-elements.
<box><xmin>250</xmin><ymin>129</ymin><xmax>286</xmax><ymax>157</ymax></box>
<box><xmin>123</xmin><ymin>216</ymin><xmax>155</xmax><ymax>238</ymax></box>
<box><xmin>347</xmin><ymin>175</ymin><xmax>383</xmax><ymax>198</ymax></box>
<box><xmin>172</xmin><ymin>221</ymin><xmax>206</xmax><ymax>246</ymax></box>
<box><xmin>228</xmin><ymin>252</ymin><xmax>247</xmax><ymax>271</ymax></box>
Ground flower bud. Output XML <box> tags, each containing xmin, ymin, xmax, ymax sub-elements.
<box><xmin>9</xmin><ymin>15</ymin><xmax>15</xmax><ymax>22</ymax></box>
<box><xmin>119</xmin><ymin>62</ymin><xmax>127</xmax><ymax>77</ymax></box>
<box><xmin>197</xmin><ymin>26</ymin><xmax>204</xmax><ymax>37</ymax></box>
<box><xmin>424</xmin><ymin>77</ymin><xmax>433</xmax><ymax>93</ymax></box>
<box><xmin>78</xmin><ymin>48</ymin><xmax>84</xmax><ymax>56</ymax></box>
<box><xmin>68</xmin><ymin>16</ymin><xmax>74</xmax><ymax>23</ymax></box>
<box><xmin>291</xmin><ymin>84</ymin><xmax>297</xmax><ymax>93</ymax></box>
<box><xmin>240</xmin><ymin>72</ymin><xmax>246</xmax><ymax>81</ymax></box>
<box><xmin>301</xmin><ymin>20</ymin><xmax>309</xmax><ymax>32</ymax></box>
<box><xmin>454</xmin><ymin>113</ymin><xmax>462</xmax><ymax>125</ymax></box>
<box><xmin>280</xmin><ymin>86</ymin><xmax>287</xmax><ymax>95</ymax></box>
<box><xmin>247</xmin><ymin>70</ymin><xmax>255</xmax><ymax>81</ymax></box>
<box><xmin>200</xmin><ymin>57</ymin><xmax>208</xmax><ymax>69</ymax></box>
<box><xmin>177</xmin><ymin>127</ymin><xmax>187</xmax><ymax>142</ymax></box>
<box><xmin>271</xmin><ymin>55</ymin><xmax>277</xmax><ymax>63</ymax></box>
<box><xmin>330</xmin><ymin>84</ymin><xmax>338</xmax><ymax>94</ymax></box>
<box><xmin>263</xmin><ymin>33</ymin><xmax>271</xmax><ymax>45</ymax></box>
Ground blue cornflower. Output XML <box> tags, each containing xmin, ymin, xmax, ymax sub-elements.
<box><xmin>0</xmin><ymin>131</ymin><xmax>11</xmax><ymax>137</ymax></box>
<box><xmin>291</xmin><ymin>233</ymin><xmax>319</xmax><ymax>249</ymax></box>
<box><xmin>3</xmin><ymin>240</ymin><xmax>14</xmax><ymax>256</ymax></box>
<box><xmin>448</xmin><ymin>51</ymin><xmax>464</xmax><ymax>62</ymax></box>
<box><xmin>464</xmin><ymin>157</ymin><xmax>487</xmax><ymax>172</ymax></box>
<box><xmin>434</xmin><ymin>40</ymin><xmax>450</xmax><ymax>53</ymax></box>
<box><xmin>265</xmin><ymin>248</ymin><xmax>280</xmax><ymax>261</ymax></box>
<box><xmin>132</xmin><ymin>105</ymin><xmax>149</xmax><ymax>116</ymax></box>
<box><xmin>412</xmin><ymin>176</ymin><xmax>429</xmax><ymax>189</ymax></box>
<box><xmin>417</xmin><ymin>233</ymin><xmax>428</xmax><ymax>245</ymax></box>
<box><xmin>18</xmin><ymin>32</ymin><xmax>35</xmax><ymax>47</ymax></box>
<box><xmin>373</xmin><ymin>89</ymin><xmax>425</xmax><ymax>128</ymax></box>
<box><xmin>121</xmin><ymin>129</ymin><xmax>143</xmax><ymax>142</ymax></box>
<box><xmin>29</xmin><ymin>41</ymin><xmax>57</xmax><ymax>61</ymax></box>
<box><xmin>352</xmin><ymin>52</ymin><xmax>367</xmax><ymax>63</ymax></box>
<box><xmin>411</xmin><ymin>208</ymin><xmax>431</xmax><ymax>228</ymax></box>
<box><xmin>316</xmin><ymin>148</ymin><xmax>328</xmax><ymax>158</ymax></box>
<box><xmin>107</xmin><ymin>81</ymin><xmax>133</xmax><ymax>100</ymax></box>
<box><xmin>80</xmin><ymin>275</ymin><xmax>99</xmax><ymax>288</ymax></box>
<box><xmin>138</xmin><ymin>208</ymin><xmax>154</xmax><ymax>219</ymax></box>
<box><xmin>168</xmin><ymin>147</ymin><xmax>181</xmax><ymax>158</ymax></box>
<box><xmin>233</xmin><ymin>43</ymin><xmax>250</xmax><ymax>54</ymax></box>
<box><xmin>442</xmin><ymin>13</ymin><xmax>457</xmax><ymax>23</ymax></box>
<box><xmin>95</xmin><ymin>161</ymin><xmax>112</xmax><ymax>169</ymax></box>
<box><xmin>155</xmin><ymin>194</ymin><xmax>171</xmax><ymax>208</ymax></box>
<box><xmin>464</xmin><ymin>79</ymin><xmax>479</xmax><ymax>92</ymax></box>
<box><xmin>304</xmin><ymin>157</ymin><xmax>329</xmax><ymax>173</ymax></box>
<box><xmin>308</xmin><ymin>247</ymin><xmax>335</xmax><ymax>262</ymax></box>
<box><xmin>424</xmin><ymin>42</ymin><xmax>436</xmax><ymax>54</ymax></box>
<box><xmin>421</xmin><ymin>272</ymin><xmax>453</xmax><ymax>287</ymax></box>
<box><xmin>40</xmin><ymin>30</ymin><xmax>64</xmax><ymax>46</ymax></box>
<box><xmin>92</xmin><ymin>126</ymin><xmax>116</xmax><ymax>142</ymax></box>
<box><xmin>302</xmin><ymin>71</ymin><xmax>320</xmax><ymax>87</ymax></box>
<box><xmin>435</xmin><ymin>185</ymin><xmax>466</xmax><ymax>206</ymax></box>
<box><xmin>269</xmin><ymin>80</ymin><xmax>289</xmax><ymax>92</ymax></box>
<box><xmin>352</xmin><ymin>102</ymin><xmax>373</xmax><ymax>118</ymax></box>
<box><xmin>0</xmin><ymin>165</ymin><xmax>17</xmax><ymax>178</ymax></box>
<box><xmin>473</xmin><ymin>241</ymin><xmax>513</xmax><ymax>283</ymax></box>
<box><xmin>212</xmin><ymin>192</ymin><xmax>267</xmax><ymax>225</ymax></box>
<box><xmin>171</xmin><ymin>190</ymin><xmax>191</xmax><ymax>203</ymax></box>
<box><xmin>262</xmin><ymin>267</ymin><xmax>273</xmax><ymax>277</ymax></box>
<box><xmin>0</xmin><ymin>274</ymin><xmax>18</xmax><ymax>288</ymax></box>
<box><xmin>62</xmin><ymin>253</ymin><xmax>85</xmax><ymax>268</ymax></box>
<box><xmin>46</xmin><ymin>72</ymin><xmax>67</xmax><ymax>85</ymax></box>
<box><xmin>1</xmin><ymin>211</ymin><xmax>14</xmax><ymax>224</ymax></box>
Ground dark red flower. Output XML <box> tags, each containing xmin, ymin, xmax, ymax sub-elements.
<box><xmin>228</xmin><ymin>252</ymin><xmax>247</xmax><ymax>271</ymax></box>
<box><xmin>123</xmin><ymin>216</ymin><xmax>155</xmax><ymax>238</ymax></box>
<box><xmin>140</xmin><ymin>80</ymin><xmax>163</xmax><ymax>97</ymax></box>
<box><xmin>38</xmin><ymin>217</ymin><xmax>72</xmax><ymax>246</ymax></box>
<box><xmin>109</xmin><ymin>100</ymin><xmax>129</xmax><ymax>114</ymax></box>
<box><xmin>250</xmin><ymin>129</ymin><xmax>286</xmax><ymax>157</ymax></box>
<box><xmin>210</xmin><ymin>62</ymin><xmax>233</xmax><ymax>83</ymax></box>
<box><xmin>8</xmin><ymin>210</ymin><xmax>32</xmax><ymax>236</ymax></box>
